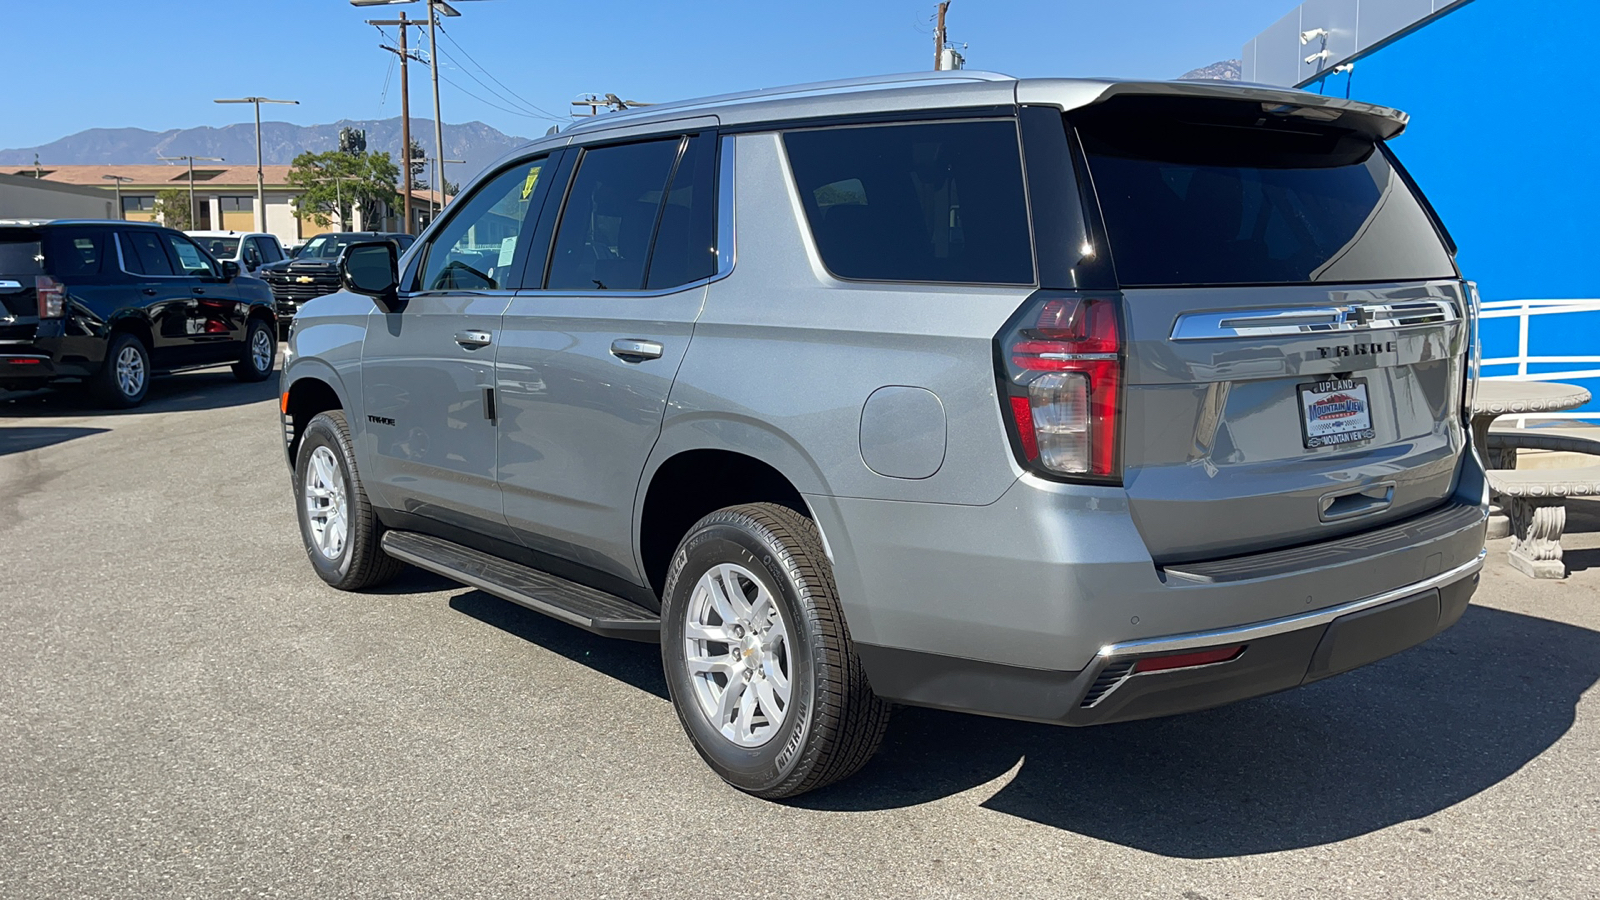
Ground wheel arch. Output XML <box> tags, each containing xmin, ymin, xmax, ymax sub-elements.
<box><xmin>636</xmin><ymin>440</ymin><xmax>828</xmax><ymax>599</ymax></box>
<box><xmin>282</xmin><ymin>365</ymin><xmax>350</xmax><ymax>465</ymax></box>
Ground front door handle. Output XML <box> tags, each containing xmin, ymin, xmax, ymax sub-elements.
<box><xmin>454</xmin><ymin>329</ymin><xmax>493</xmax><ymax>349</ymax></box>
<box><xmin>610</xmin><ymin>338</ymin><xmax>663</xmax><ymax>361</ymax></box>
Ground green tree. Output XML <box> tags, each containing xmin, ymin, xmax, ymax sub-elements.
<box><xmin>152</xmin><ymin>188</ymin><xmax>192</xmax><ymax>230</ymax></box>
<box><xmin>407</xmin><ymin>139</ymin><xmax>459</xmax><ymax>198</ymax></box>
<box><xmin>287</xmin><ymin>149</ymin><xmax>402</xmax><ymax>230</ymax></box>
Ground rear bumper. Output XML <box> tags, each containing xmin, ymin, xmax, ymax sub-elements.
<box><xmin>856</xmin><ymin>552</ymin><xmax>1482</xmax><ymax>726</ymax></box>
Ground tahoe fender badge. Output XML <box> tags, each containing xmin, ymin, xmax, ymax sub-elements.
<box><xmin>367</xmin><ymin>415</ymin><xmax>396</xmax><ymax>426</ymax></box>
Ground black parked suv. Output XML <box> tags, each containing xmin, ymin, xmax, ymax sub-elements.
<box><xmin>259</xmin><ymin>231</ymin><xmax>414</xmax><ymax>333</ymax></box>
<box><xmin>0</xmin><ymin>219</ymin><xmax>278</xmax><ymax>408</ymax></box>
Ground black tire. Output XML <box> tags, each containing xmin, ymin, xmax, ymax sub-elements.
<box><xmin>661</xmin><ymin>503</ymin><xmax>891</xmax><ymax>799</ymax></box>
<box><xmin>233</xmin><ymin>317</ymin><xmax>276</xmax><ymax>382</ymax></box>
<box><xmin>294</xmin><ymin>410</ymin><xmax>405</xmax><ymax>590</ymax></box>
<box><xmin>90</xmin><ymin>331</ymin><xmax>151</xmax><ymax>408</ymax></box>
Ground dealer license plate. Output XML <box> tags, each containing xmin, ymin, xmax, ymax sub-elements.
<box><xmin>1298</xmin><ymin>378</ymin><xmax>1375</xmax><ymax>449</ymax></box>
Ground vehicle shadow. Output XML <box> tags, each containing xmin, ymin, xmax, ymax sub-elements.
<box><xmin>447</xmin><ymin>590</ymin><xmax>669</xmax><ymax>700</ymax></box>
<box><xmin>0</xmin><ymin>425</ymin><xmax>109</xmax><ymax>456</ymax></box>
<box><xmin>0</xmin><ymin>366</ymin><xmax>279</xmax><ymax>417</ymax></box>
<box><xmin>797</xmin><ymin>604</ymin><xmax>1600</xmax><ymax>857</ymax></box>
<box><xmin>411</xmin><ymin>578</ymin><xmax>1600</xmax><ymax>858</ymax></box>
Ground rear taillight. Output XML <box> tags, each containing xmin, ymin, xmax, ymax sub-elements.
<box><xmin>35</xmin><ymin>275</ymin><xmax>65</xmax><ymax>318</ymax></box>
<box><xmin>998</xmin><ymin>292</ymin><xmax>1124</xmax><ymax>481</ymax></box>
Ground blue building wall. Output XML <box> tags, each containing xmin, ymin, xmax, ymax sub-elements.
<box><xmin>1304</xmin><ymin>0</ymin><xmax>1600</xmax><ymax>407</ymax></box>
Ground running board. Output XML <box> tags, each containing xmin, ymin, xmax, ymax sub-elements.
<box><xmin>380</xmin><ymin>531</ymin><xmax>661</xmax><ymax>642</ymax></box>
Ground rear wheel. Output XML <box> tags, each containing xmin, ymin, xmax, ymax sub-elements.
<box><xmin>91</xmin><ymin>331</ymin><xmax>150</xmax><ymax>408</ymax></box>
<box><xmin>295</xmin><ymin>410</ymin><xmax>404</xmax><ymax>590</ymax></box>
<box><xmin>233</xmin><ymin>318</ymin><xmax>276</xmax><ymax>382</ymax></box>
<box><xmin>661</xmin><ymin>503</ymin><xmax>890</xmax><ymax>799</ymax></box>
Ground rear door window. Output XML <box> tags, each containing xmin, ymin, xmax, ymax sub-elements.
<box><xmin>783</xmin><ymin>119</ymin><xmax>1035</xmax><ymax>285</ymax></box>
<box><xmin>1073</xmin><ymin>99</ymin><xmax>1457</xmax><ymax>287</ymax></box>
<box><xmin>260</xmin><ymin>237</ymin><xmax>284</xmax><ymax>263</ymax></box>
<box><xmin>545</xmin><ymin>138</ymin><xmax>683</xmax><ymax>291</ymax></box>
<box><xmin>121</xmin><ymin>231</ymin><xmax>178</xmax><ymax>276</ymax></box>
<box><xmin>44</xmin><ymin>231</ymin><xmax>108</xmax><ymax>276</ymax></box>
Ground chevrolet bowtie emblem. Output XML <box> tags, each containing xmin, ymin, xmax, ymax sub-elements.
<box><xmin>296</xmin><ymin>275</ymin><xmax>315</xmax><ymax>283</ymax></box>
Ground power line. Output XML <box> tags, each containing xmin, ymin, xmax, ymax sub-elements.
<box><xmin>435</xmin><ymin>68</ymin><xmax>561</xmax><ymax>122</ymax></box>
<box><xmin>434</xmin><ymin>22</ymin><xmax>566</xmax><ymax>121</ymax></box>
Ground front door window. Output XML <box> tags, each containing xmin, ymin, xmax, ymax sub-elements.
<box><xmin>416</xmin><ymin>158</ymin><xmax>545</xmax><ymax>292</ymax></box>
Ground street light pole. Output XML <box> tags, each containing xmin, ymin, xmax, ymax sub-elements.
<box><xmin>157</xmin><ymin>155</ymin><xmax>224</xmax><ymax>229</ymax></box>
<box><xmin>101</xmin><ymin>175</ymin><xmax>133</xmax><ymax>221</ymax></box>
<box><xmin>215</xmin><ymin>97</ymin><xmax>300</xmax><ymax>233</ymax></box>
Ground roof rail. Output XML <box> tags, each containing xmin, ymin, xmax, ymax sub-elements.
<box><xmin>564</xmin><ymin>70</ymin><xmax>1016</xmax><ymax>133</ymax></box>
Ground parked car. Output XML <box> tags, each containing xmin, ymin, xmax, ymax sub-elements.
<box><xmin>187</xmin><ymin>230</ymin><xmax>288</xmax><ymax>277</ymax></box>
<box><xmin>278</xmin><ymin>72</ymin><xmax>1488</xmax><ymax>798</ymax></box>
<box><xmin>258</xmin><ymin>231</ymin><xmax>414</xmax><ymax>334</ymax></box>
<box><xmin>0</xmin><ymin>219</ymin><xmax>277</xmax><ymax>407</ymax></box>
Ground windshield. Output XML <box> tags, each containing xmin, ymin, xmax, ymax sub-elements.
<box><xmin>300</xmin><ymin>234</ymin><xmax>357</xmax><ymax>259</ymax></box>
<box><xmin>198</xmin><ymin>237</ymin><xmax>241</xmax><ymax>258</ymax></box>
<box><xmin>1073</xmin><ymin>98</ymin><xmax>1456</xmax><ymax>287</ymax></box>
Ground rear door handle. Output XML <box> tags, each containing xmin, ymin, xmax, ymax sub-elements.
<box><xmin>454</xmin><ymin>330</ymin><xmax>493</xmax><ymax>349</ymax></box>
<box><xmin>142</xmin><ymin>288</ymin><xmax>158</xmax><ymax>296</ymax></box>
<box><xmin>192</xmin><ymin>288</ymin><xmax>206</xmax><ymax>295</ymax></box>
<box><xmin>610</xmin><ymin>338</ymin><xmax>663</xmax><ymax>361</ymax></box>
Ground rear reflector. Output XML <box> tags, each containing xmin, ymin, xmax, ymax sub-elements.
<box><xmin>1132</xmin><ymin>645</ymin><xmax>1245</xmax><ymax>673</ymax></box>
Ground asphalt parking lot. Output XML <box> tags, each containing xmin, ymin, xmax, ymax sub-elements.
<box><xmin>2</xmin><ymin>369</ymin><xmax>1597</xmax><ymax>899</ymax></box>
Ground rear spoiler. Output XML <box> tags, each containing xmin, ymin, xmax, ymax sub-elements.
<box><xmin>1018</xmin><ymin>79</ymin><xmax>1409</xmax><ymax>141</ymax></box>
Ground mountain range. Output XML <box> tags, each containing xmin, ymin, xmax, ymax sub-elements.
<box><xmin>1180</xmin><ymin>59</ymin><xmax>1243</xmax><ymax>81</ymax></box>
<box><xmin>0</xmin><ymin>117</ymin><xmax>535</xmax><ymax>184</ymax></box>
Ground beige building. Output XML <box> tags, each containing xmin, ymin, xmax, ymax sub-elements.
<box><xmin>5</xmin><ymin>165</ymin><xmax>436</xmax><ymax>244</ymax></box>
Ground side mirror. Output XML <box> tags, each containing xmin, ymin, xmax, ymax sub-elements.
<box><xmin>340</xmin><ymin>240</ymin><xmax>401</xmax><ymax>312</ymax></box>
<box><xmin>220</xmin><ymin>259</ymin><xmax>241</xmax><ymax>281</ymax></box>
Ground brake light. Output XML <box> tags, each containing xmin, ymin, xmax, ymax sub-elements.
<box><xmin>35</xmin><ymin>276</ymin><xmax>65</xmax><ymax>318</ymax></box>
<box><xmin>1462</xmin><ymin>281</ymin><xmax>1480</xmax><ymax>429</ymax></box>
<box><xmin>999</xmin><ymin>294</ymin><xmax>1123</xmax><ymax>480</ymax></box>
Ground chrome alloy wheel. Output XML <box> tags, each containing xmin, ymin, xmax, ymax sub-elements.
<box><xmin>115</xmin><ymin>344</ymin><xmax>146</xmax><ymax>397</ymax></box>
<box><xmin>250</xmin><ymin>327</ymin><xmax>273</xmax><ymax>372</ymax></box>
<box><xmin>303</xmin><ymin>446</ymin><xmax>349</xmax><ymax>560</ymax></box>
<box><xmin>683</xmin><ymin>563</ymin><xmax>795</xmax><ymax>747</ymax></box>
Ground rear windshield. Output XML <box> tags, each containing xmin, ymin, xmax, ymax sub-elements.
<box><xmin>1074</xmin><ymin>100</ymin><xmax>1456</xmax><ymax>287</ymax></box>
<box><xmin>199</xmin><ymin>236</ymin><xmax>241</xmax><ymax>258</ymax></box>
<box><xmin>0</xmin><ymin>232</ymin><xmax>45</xmax><ymax>275</ymax></box>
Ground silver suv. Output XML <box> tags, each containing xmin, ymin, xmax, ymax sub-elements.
<box><xmin>279</xmin><ymin>72</ymin><xmax>1488</xmax><ymax>798</ymax></box>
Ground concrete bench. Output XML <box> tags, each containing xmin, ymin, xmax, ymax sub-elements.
<box><xmin>1485</xmin><ymin>467</ymin><xmax>1600</xmax><ymax>578</ymax></box>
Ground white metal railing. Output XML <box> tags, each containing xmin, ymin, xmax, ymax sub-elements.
<box><xmin>1479</xmin><ymin>298</ymin><xmax>1600</xmax><ymax>424</ymax></box>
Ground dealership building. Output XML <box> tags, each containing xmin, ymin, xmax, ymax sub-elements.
<box><xmin>1244</xmin><ymin>0</ymin><xmax>1599</xmax><ymax>421</ymax></box>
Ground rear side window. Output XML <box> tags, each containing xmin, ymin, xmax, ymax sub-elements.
<box><xmin>646</xmin><ymin>133</ymin><xmax>717</xmax><ymax>290</ymax></box>
<box><xmin>783</xmin><ymin>120</ymin><xmax>1034</xmax><ymax>285</ymax></box>
<box><xmin>121</xmin><ymin>231</ymin><xmax>177</xmax><ymax>276</ymax></box>
<box><xmin>1074</xmin><ymin>99</ymin><xmax>1457</xmax><ymax>287</ymax></box>
<box><xmin>45</xmin><ymin>231</ymin><xmax>108</xmax><ymax>276</ymax></box>
<box><xmin>260</xmin><ymin>237</ymin><xmax>284</xmax><ymax>263</ymax></box>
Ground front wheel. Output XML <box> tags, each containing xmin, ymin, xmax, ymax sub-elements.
<box><xmin>233</xmin><ymin>318</ymin><xmax>276</xmax><ymax>382</ymax></box>
<box><xmin>294</xmin><ymin>410</ymin><xmax>404</xmax><ymax>590</ymax></box>
<box><xmin>661</xmin><ymin>503</ymin><xmax>891</xmax><ymax>799</ymax></box>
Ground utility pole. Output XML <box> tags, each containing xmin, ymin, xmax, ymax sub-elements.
<box><xmin>934</xmin><ymin>2</ymin><xmax>949</xmax><ymax>71</ymax></box>
<box><xmin>369</xmin><ymin>11</ymin><xmax>422</xmax><ymax>234</ymax></box>
<box><xmin>215</xmin><ymin>96</ymin><xmax>299</xmax><ymax>233</ymax></box>
<box><xmin>349</xmin><ymin>0</ymin><xmax>459</xmax><ymax>217</ymax></box>
<box><xmin>157</xmin><ymin>155</ymin><xmax>224</xmax><ymax>228</ymax></box>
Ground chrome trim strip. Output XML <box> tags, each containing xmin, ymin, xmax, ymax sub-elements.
<box><xmin>1170</xmin><ymin>300</ymin><xmax>1459</xmax><ymax>341</ymax></box>
<box><xmin>0</xmin><ymin>279</ymin><xmax>23</xmax><ymax>291</ymax></box>
<box><xmin>1097</xmin><ymin>549</ymin><xmax>1486</xmax><ymax>659</ymax></box>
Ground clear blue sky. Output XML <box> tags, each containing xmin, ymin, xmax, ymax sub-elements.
<box><xmin>1</xmin><ymin>0</ymin><xmax>1294</xmax><ymax>148</ymax></box>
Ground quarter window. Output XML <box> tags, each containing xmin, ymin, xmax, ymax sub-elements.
<box><xmin>783</xmin><ymin>120</ymin><xmax>1035</xmax><ymax>285</ymax></box>
<box><xmin>416</xmin><ymin>158</ymin><xmax>544</xmax><ymax>291</ymax></box>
